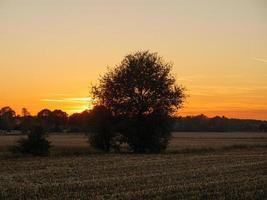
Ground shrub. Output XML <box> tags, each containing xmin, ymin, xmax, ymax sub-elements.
<box><xmin>10</xmin><ymin>126</ymin><xmax>51</xmax><ymax>156</ymax></box>
<box><xmin>88</xmin><ymin>106</ymin><xmax>114</xmax><ymax>152</ymax></box>
<box><xmin>122</xmin><ymin>114</ymin><xmax>171</xmax><ymax>153</ymax></box>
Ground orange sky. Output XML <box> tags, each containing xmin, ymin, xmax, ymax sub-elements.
<box><xmin>0</xmin><ymin>0</ymin><xmax>267</xmax><ymax>120</ymax></box>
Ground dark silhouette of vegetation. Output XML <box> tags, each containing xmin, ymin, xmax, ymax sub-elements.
<box><xmin>10</xmin><ymin>126</ymin><xmax>51</xmax><ymax>156</ymax></box>
<box><xmin>259</xmin><ymin>123</ymin><xmax>267</xmax><ymax>132</ymax></box>
<box><xmin>19</xmin><ymin>108</ymin><xmax>34</xmax><ymax>134</ymax></box>
<box><xmin>68</xmin><ymin>110</ymin><xmax>91</xmax><ymax>132</ymax></box>
<box><xmin>120</xmin><ymin>114</ymin><xmax>172</xmax><ymax>153</ymax></box>
<box><xmin>21</xmin><ymin>108</ymin><xmax>30</xmax><ymax>117</ymax></box>
<box><xmin>51</xmin><ymin>110</ymin><xmax>68</xmax><ymax>132</ymax></box>
<box><xmin>37</xmin><ymin>109</ymin><xmax>53</xmax><ymax>131</ymax></box>
<box><xmin>173</xmin><ymin>114</ymin><xmax>267</xmax><ymax>132</ymax></box>
<box><xmin>0</xmin><ymin>106</ymin><xmax>266</xmax><ymax>136</ymax></box>
<box><xmin>37</xmin><ymin>109</ymin><xmax>68</xmax><ymax>132</ymax></box>
<box><xmin>0</xmin><ymin>107</ymin><xmax>16</xmax><ymax>132</ymax></box>
<box><xmin>88</xmin><ymin>105</ymin><xmax>115</xmax><ymax>152</ymax></box>
<box><xmin>92</xmin><ymin>51</ymin><xmax>185</xmax><ymax>153</ymax></box>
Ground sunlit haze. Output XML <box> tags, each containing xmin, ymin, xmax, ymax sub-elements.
<box><xmin>0</xmin><ymin>0</ymin><xmax>266</xmax><ymax>119</ymax></box>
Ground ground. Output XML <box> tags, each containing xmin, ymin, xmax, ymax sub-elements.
<box><xmin>0</xmin><ymin>132</ymin><xmax>266</xmax><ymax>199</ymax></box>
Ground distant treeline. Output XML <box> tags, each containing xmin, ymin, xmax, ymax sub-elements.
<box><xmin>0</xmin><ymin>106</ymin><xmax>267</xmax><ymax>133</ymax></box>
<box><xmin>172</xmin><ymin>114</ymin><xmax>267</xmax><ymax>132</ymax></box>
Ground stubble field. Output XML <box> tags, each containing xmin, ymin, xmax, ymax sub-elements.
<box><xmin>0</xmin><ymin>132</ymin><xmax>266</xmax><ymax>199</ymax></box>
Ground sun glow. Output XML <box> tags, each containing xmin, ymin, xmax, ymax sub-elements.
<box><xmin>40</xmin><ymin>97</ymin><xmax>95</xmax><ymax>114</ymax></box>
<box><xmin>67</xmin><ymin>105</ymin><xmax>93</xmax><ymax>114</ymax></box>
<box><xmin>41</xmin><ymin>97</ymin><xmax>93</xmax><ymax>103</ymax></box>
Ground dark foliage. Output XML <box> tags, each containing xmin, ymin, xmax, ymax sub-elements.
<box><xmin>88</xmin><ymin>105</ymin><xmax>115</xmax><ymax>152</ymax></box>
<box><xmin>10</xmin><ymin>126</ymin><xmax>51</xmax><ymax>156</ymax></box>
<box><xmin>120</xmin><ymin>114</ymin><xmax>172</xmax><ymax>153</ymax></box>
<box><xmin>37</xmin><ymin>109</ymin><xmax>53</xmax><ymax>131</ymax></box>
<box><xmin>0</xmin><ymin>107</ymin><xmax>16</xmax><ymax>132</ymax></box>
<box><xmin>37</xmin><ymin>109</ymin><xmax>68</xmax><ymax>132</ymax></box>
<box><xmin>259</xmin><ymin>123</ymin><xmax>267</xmax><ymax>132</ymax></box>
<box><xmin>173</xmin><ymin>114</ymin><xmax>267</xmax><ymax>132</ymax></box>
<box><xmin>92</xmin><ymin>51</ymin><xmax>185</xmax><ymax>116</ymax></box>
<box><xmin>0</xmin><ymin>105</ymin><xmax>266</xmax><ymax>135</ymax></box>
<box><xmin>51</xmin><ymin>110</ymin><xmax>68</xmax><ymax>132</ymax></box>
<box><xmin>19</xmin><ymin>115</ymin><xmax>35</xmax><ymax>134</ymax></box>
<box><xmin>19</xmin><ymin>108</ymin><xmax>34</xmax><ymax>133</ymax></box>
<box><xmin>68</xmin><ymin>110</ymin><xmax>91</xmax><ymax>132</ymax></box>
<box><xmin>92</xmin><ymin>51</ymin><xmax>185</xmax><ymax>153</ymax></box>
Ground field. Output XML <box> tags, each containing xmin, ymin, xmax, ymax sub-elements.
<box><xmin>0</xmin><ymin>132</ymin><xmax>267</xmax><ymax>199</ymax></box>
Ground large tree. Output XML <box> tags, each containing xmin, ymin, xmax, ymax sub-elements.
<box><xmin>92</xmin><ymin>51</ymin><xmax>185</xmax><ymax>153</ymax></box>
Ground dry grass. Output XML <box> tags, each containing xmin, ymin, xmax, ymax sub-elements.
<box><xmin>169</xmin><ymin>132</ymin><xmax>267</xmax><ymax>150</ymax></box>
<box><xmin>1</xmin><ymin>132</ymin><xmax>267</xmax><ymax>154</ymax></box>
<box><xmin>0</xmin><ymin>133</ymin><xmax>89</xmax><ymax>154</ymax></box>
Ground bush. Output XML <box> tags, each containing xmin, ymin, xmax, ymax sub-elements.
<box><xmin>122</xmin><ymin>114</ymin><xmax>171</xmax><ymax>153</ymax></box>
<box><xmin>10</xmin><ymin>126</ymin><xmax>51</xmax><ymax>156</ymax></box>
<box><xmin>88</xmin><ymin>106</ymin><xmax>115</xmax><ymax>152</ymax></box>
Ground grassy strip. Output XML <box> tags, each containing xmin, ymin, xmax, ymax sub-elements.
<box><xmin>1</xmin><ymin>143</ymin><xmax>266</xmax><ymax>159</ymax></box>
<box><xmin>169</xmin><ymin>143</ymin><xmax>267</xmax><ymax>155</ymax></box>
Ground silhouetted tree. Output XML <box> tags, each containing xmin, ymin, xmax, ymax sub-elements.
<box><xmin>37</xmin><ymin>109</ymin><xmax>52</xmax><ymax>118</ymax></box>
<box><xmin>51</xmin><ymin>110</ymin><xmax>68</xmax><ymax>132</ymax></box>
<box><xmin>92</xmin><ymin>51</ymin><xmax>185</xmax><ymax>153</ymax></box>
<box><xmin>19</xmin><ymin>108</ymin><xmax>34</xmax><ymax>134</ymax></box>
<box><xmin>88</xmin><ymin>105</ymin><xmax>114</xmax><ymax>152</ymax></box>
<box><xmin>0</xmin><ymin>106</ymin><xmax>16</xmax><ymax>131</ymax></box>
<box><xmin>68</xmin><ymin>110</ymin><xmax>91</xmax><ymax>132</ymax></box>
<box><xmin>21</xmin><ymin>108</ymin><xmax>30</xmax><ymax>117</ymax></box>
<box><xmin>37</xmin><ymin>109</ymin><xmax>53</xmax><ymax>131</ymax></box>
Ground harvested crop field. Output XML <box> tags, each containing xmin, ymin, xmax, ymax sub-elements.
<box><xmin>0</xmin><ymin>148</ymin><xmax>266</xmax><ymax>199</ymax></box>
<box><xmin>0</xmin><ymin>132</ymin><xmax>266</xmax><ymax>199</ymax></box>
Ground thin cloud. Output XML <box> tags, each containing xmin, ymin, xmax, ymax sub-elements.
<box><xmin>251</xmin><ymin>57</ymin><xmax>267</xmax><ymax>64</ymax></box>
<box><xmin>42</xmin><ymin>99</ymin><xmax>65</xmax><ymax>102</ymax></box>
<box><xmin>41</xmin><ymin>97</ymin><xmax>93</xmax><ymax>103</ymax></box>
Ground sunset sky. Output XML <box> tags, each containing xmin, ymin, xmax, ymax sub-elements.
<box><xmin>0</xmin><ymin>0</ymin><xmax>267</xmax><ymax>120</ymax></box>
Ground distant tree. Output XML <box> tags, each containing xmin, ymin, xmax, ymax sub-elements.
<box><xmin>88</xmin><ymin>105</ymin><xmax>114</xmax><ymax>152</ymax></box>
<box><xmin>21</xmin><ymin>108</ymin><xmax>30</xmax><ymax>117</ymax></box>
<box><xmin>0</xmin><ymin>106</ymin><xmax>16</xmax><ymax>131</ymax></box>
<box><xmin>92</xmin><ymin>51</ymin><xmax>185</xmax><ymax>153</ymax></box>
<box><xmin>37</xmin><ymin>109</ymin><xmax>52</xmax><ymax>119</ymax></box>
<box><xmin>68</xmin><ymin>110</ymin><xmax>91</xmax><ymax>132</ymax></box>
<box><xmin>10</xmin><ymin>126</ymin><xmax>51</xmax><ymax>156</ymax></box>
<box><xmin>37</xmin><ymin>109</ymin><xmax>53</xmax><ymax>131</ymax></box>
<box><xmin>172</xmin><ymin>115</ymin><xmax>264</xmax><ymax>132</ymax></box>
<box><xmin>19</xmin><ymin>108</ymin><xmax>34</xmax><ymax>134</ymax></box>
<box><xmin>209</xmin><ymin>116</ymin><xmax>228</xmax><ymax>132</ymax></box>
<box><xmin>259</xmin><ymin>123</ymin><xmax>267</xmax><ymax>132</ymax></box>
<box><xmin>51</xmin><ymin>110</ymin><xmax>68</xmax><ymax>132</ymax></box>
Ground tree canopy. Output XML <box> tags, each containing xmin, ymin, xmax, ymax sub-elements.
<box><xmin>92</xmin><ymin>51</ymin><xmax>185</xmax><ymax>152</ymax></box>
<box><xmin>93</xmin><ymin>51</ymin><xmax>185</xmax><ymax>117</ymax></box>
